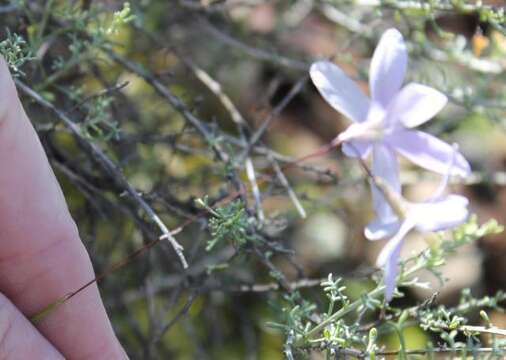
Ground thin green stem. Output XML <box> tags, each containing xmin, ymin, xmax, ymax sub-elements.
<box><xmin>298</xmin><ymin>262</ymin><xmax>426</xmax><ymax>345</ymax></box>
<box><xmin>35</xmin><ymin>0</ymin><xmax>55</xmax><ymax>48</ymax></box>
<box><xmin>302</xmin><ymin>286</ymin><xmax>384</xmax><ymax>341</ymax></box>
<box><xmin>394</xmin><ymin>325</ymin><xmax>408</xmax><ymax>360</ymax></box>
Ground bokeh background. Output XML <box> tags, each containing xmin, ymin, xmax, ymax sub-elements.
<box><xmin>3</xmin><ymin>0</ymin><xmax>506</xmax><ymax>358</ymax></box>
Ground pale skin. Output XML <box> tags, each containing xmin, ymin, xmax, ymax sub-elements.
<box><xmin>0</xmin><ymin>58</ymin><xmax>125</xmax><ymax>358</ymax></box>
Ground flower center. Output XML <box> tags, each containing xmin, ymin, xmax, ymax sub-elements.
<box><xmin>337</xmin><ymin>102</ymin><xmax>391</xmax><ymax>143</ymax></box>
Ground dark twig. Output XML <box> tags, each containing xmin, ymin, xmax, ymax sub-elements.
<box><xmin>106</xmin><ymin>50</ymin><xmax>230</xmax><ymax>163</ymax></box>
<box><xmin>153</xmin><ymin>293</ymin><xmax>196</xmax><ymax>343</ymax></box>
<box><xmin>15</xmin><ymin>79</ymin><xmax>189</xmax><ymax>269</ymax></box>
<box><xmin>200</xmin><ymin>18</ymin><xmax>310</xmax><ymax>71</ymax></box>
<box><xmin>238</xmin><ymin>75</ymin><xmax>309</xmax><ymax>162</ymax></box>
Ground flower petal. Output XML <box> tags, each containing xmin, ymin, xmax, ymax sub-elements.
<box><xmin>411</xmin><ymin>195</ymin><xmax>469</xmax><ymax>233</ymax></box>
<box><xmin>365</xmin><ymin>217</ymin><xmax>400</xmax><ymax>240</ymax></box>
<box><xmin>310</xmin><ymin>61</ymin><xmax>370</xmax><ymax>123</ymax></box>
<box><xmin>376</xmin><ymin>220</ymin><xmax>415</xmax><ymax>301</ymax></box>
<box><xmin>386</xmin><ymin>83</ymin><xmax>447</xmax><ymax>128</ymax></box>
<box><xmin>428</xmin><ymin>143</ymin><xmax>459</xmax><ymax>201</ymax></box>
<box><xmin>369</xmin><ymin>28</ymin><xmax>407</xmax><ymax>108</ymax></box>
<box><xmin>387</xmin><ymin>130</ymin><xmax>471</xmax><ymax>177</ymax></box>
<box><xmin>370</xmin><ymin>144</ymin><xmax>401</xmax><ymax>229</ymax></box>
<box><xmin>342</xmin><ymin>140</ymin><xmax>372</xmax><ymax>158</ymax></box>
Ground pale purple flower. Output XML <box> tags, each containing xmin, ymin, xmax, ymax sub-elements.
<box><xmin>309</xmin><ymin>27</ymin><xmax>471</xmax><ymax>302</ymax></box>
<box><xmin>309</xmin><ymin>28</ymin><xmax>471</xmax><ymax>180</ymax></box>
<box><xmin>369</xmin><ymin>147</ymin><xmax>469</xmax><ymax>301</ymax></box>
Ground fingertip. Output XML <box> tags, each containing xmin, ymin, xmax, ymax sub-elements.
<box><xmin>0</xmin><ymin>54</ymin><xmax>8</xmax><ymax>69</ymax></box>
<box><xmin>0</xmin><ymin>55</ymin><xmax>21</xmax><ymax>123</ymax></box>
<box><xmin>0</xmin><ymin>55</ymin><xmax>125</xmax><ymax>358</ymax></box>
<box><xmin>0</xmin><ymin>55</ymin><xmax>15</xmax><ymax>88</ymax></box>
<box><xmin>0</xmin><ymin>292</ymin><xmax>64</xmax><ymax>359</ymax></box>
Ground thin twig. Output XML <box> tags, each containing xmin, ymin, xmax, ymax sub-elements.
<box><xmin>269</xmin><ymin>154</ymin><xmax>307</xmax><ymax>219</ymax></box>
<box><xmin>182</xmin><ymin>56</ymin><xmax>265</xmax><ymax>222</ymax></box>
<box><xmin>68</xmin><ymin>81</ymin><xmax>129</xmax><ymax>113</ymax></box>
<box><xmin>153</xmin><ymin>293</ymin><xmax>195</xmax><ymax>343</ymax></box>
<box><xmin>0</xmin><ymin>3</ymin><xmax>18</xmax><ymax>13</ymax></box>
<box><xmin>245</xmin><ymin>157</ymin><xmax>265</xmax><ymax>222</ymax></box>
<box><xmin>15</xmin><ymin>79</ymin><xmax>189</xmax><ymax>268</ymax></box>
<box><xmin>461</xmin><ymin>325</ymin><xmax>506</xmax><ymax>337</ymax></box>
<box><xmin>107</xmin><ymin>50</ymin><xmax>230</xmax><ymax>163</ymax></box>
<box><xmin>200</xmin><ymin>18</ymin><xmax>310</xmax><ymax>71</ymax></box>
<box><xmin>238</xmin><ymin>75</ymin><xmax>309</xmax><ymax>162</ymax></box>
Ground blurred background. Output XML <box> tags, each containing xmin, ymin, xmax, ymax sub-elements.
<box><xmin>3</xmin><ymin>0</ymin><xmax>506</xmax><ymax>358</ymax></box>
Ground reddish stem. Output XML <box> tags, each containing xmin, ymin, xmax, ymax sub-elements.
<box><xmin>33</xmin><ymin>139</ymin><xmax>341</xmax><ymax>317</ymax></box>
